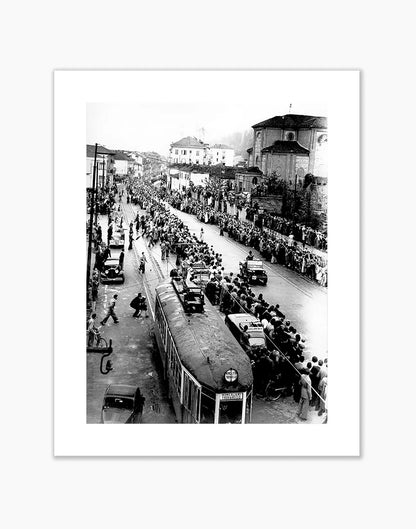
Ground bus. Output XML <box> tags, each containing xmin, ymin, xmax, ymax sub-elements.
<box><xmin>154</xmin><ymin>280</ymin><xmax>254</xmax><ymax>424</ymax></box>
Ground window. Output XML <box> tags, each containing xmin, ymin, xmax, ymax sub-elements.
<box><xmin>168</xmin><ymin>345</ymin><xmax>182</xmax><ymax>399</ymax></box>
<box><xmin>175</xmin><ymin>149</ymin><xmax>178</xmax><ymax>155</ymax></box>
<box><xmin>182</xmin><ymin>372</ymin><xmax>201</xmax><ymax>422</ymax></box>
<box><xmin>183</xmin><ymin>150</ymin><xmax>187</xmax><ymax>155</ymax></box>
<box><xmin>196</xmin><ymin>150</ymin><xmax>200</xmax><ymax>156</ymax></box>
<box><xmin>286</xmin><ymin>132</ymin><xmax>295</xmax><ymax>141</ymax></box>
<box><xmin>155</xmin><ymin>298</ymin><xmax>167</xmax><ymax>346</ymax></box>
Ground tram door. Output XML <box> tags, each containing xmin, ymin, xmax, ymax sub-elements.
<box><xmin>215</xmin><ymin>393</ymin><xmax>247</xmax><ymax>424</ymax></box>
<box><xmin>182</xmin><ymin>371</ymin><xmax>201</xmax><ymax>423</ymax></box>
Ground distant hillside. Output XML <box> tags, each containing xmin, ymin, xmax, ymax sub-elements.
<box><xmin>211</xmin><ymin>129</ymin><xmax>253</xmax><ymax>157</ymax></box>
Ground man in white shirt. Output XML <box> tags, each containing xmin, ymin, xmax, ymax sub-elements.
<box><xmin>87</xmin><ymin>313</ymin><xmax>100</xmax><ymax>346</ymax></box>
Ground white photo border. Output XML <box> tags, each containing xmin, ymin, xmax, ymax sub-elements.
<box><xmin>54</xmin><ymin>70</ymin><xmax>360</xmax><ymax>456</ymax></box>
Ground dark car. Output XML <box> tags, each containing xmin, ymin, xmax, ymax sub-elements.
<box><xmin>188</xmin><ymin>260</ymin><xmax>210</xmax><ymax>286</ymax></box>
<box><xmin>225</xmin><ymin>313</ymin><xmax>266</xmax><ymax>353</ymax></box>
<box><xmin>100</xmin><ymin>257</ymin><xmax>124</xmax><ymax>284</ymax></box>
<box><xmin>239</xmin><ymin>259</ymin><xmax>268</xmax><ymax>285</ymax></box>
<box><xmin>101</xmin><ymin>384</ymin><xmax>145</xmax><ymax>424</ymax></box>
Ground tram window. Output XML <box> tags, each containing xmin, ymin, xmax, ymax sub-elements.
<box><xmin>200</xmin><ymin>394</ymin><xmax>215</xmax><ymax>423</ymax></box>
<box><xmin>219</xmin><ymin>401</ymin><xmax>243</xmax><ymax>424</ymax></box>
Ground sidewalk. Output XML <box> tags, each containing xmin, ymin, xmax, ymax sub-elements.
<box><xmin>86</xmin><ymin>203</ymin><xmax>175</xmax><ymax>424</ymax></box>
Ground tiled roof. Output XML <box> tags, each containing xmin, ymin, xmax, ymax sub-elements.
<box><xmin>169</xmin><ymin>163</ymin><xmax>210</xmax><ymax>174</ymax></box>
<box><xmin>252</xmin><ymin>114</ymin><xmax>327</xmax><ymax>130</ymax></box>
<box><xmin>170</xmin><ymin>136</ymin><xmax>208</xmax><ymax>148</ymax></box>
<box><xmin>113</xmin><ymin>152</ymin><xmax>133</xmax><ymax>161</ymax></box>
<box><xmin>86</xmin><ymin>145</ymin><xmax>115</xmax><ymax>157</ymax></box>
<box><xmin>261</xmin><ymin>140</ymin><xmax>310</xmax><ymax>155</ymax></box>
<box><xmin>238</xmin><ymin>166</ymin><xmax>263</xmax><ymax>175</ymax></box>
<box><xmin>169</xmin><ymin>163</ymin><xmax>239</xmax><ymax>178</ymax></box>
<box><xmin>211</xmin><ymin>144</ymin><xmax>233</xmax><ymax>150</ymax></box>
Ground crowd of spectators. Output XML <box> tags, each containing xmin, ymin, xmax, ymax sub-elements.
<box><xmin>126</xmin><ymin>183</ymin><xmax>327</xmax><ymax>419</ymax></box>
<box><xmin>185</xmin><ymin>179</ymin><xmax>327</xmax><ymax>251</ymax></box>
<box><xmin>161</xmin><ymin>189</ymin><xmax>327</xmax><ymax>286</ymax></box>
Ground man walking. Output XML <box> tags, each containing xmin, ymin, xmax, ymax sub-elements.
<box><xmin>107</xmin><ymin>223</ymin><xmax>113</xmax><ymax>246</ymax></box>
<box><xmin>118</xmin><ymin>249</ymin><xmax>125</xmax><ymax>269</ymax></box>
<box><xmin>139</xmin><ymin>252</ymin><xmax>147</xmax><ymax>274</ymax></box>
<box><xmin>101</xmin><ymin>294</ymin><xmax>119</xmax><ymax>325</ymax></box>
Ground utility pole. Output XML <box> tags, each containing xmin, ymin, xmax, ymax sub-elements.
<box><xmin>102</xmin><ymin>154</ymin><xmax>105</xmax><ymax>189</ymax></box>
<box><xmin>87</xmin><ymin>143</ymin><xmax>98</xmax><ymax>293</ymax></box>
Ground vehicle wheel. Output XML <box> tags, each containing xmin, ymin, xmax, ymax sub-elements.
<box><xmin>96</xmin><ymin>336</ymin><xmax>108</xmax><ymax>348</ymax></box>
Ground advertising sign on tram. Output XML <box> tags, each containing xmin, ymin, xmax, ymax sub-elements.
<box><xmin>219</xmin><ymin>392</ymin><xmax>244</xmax><ymax>401</ymax></box>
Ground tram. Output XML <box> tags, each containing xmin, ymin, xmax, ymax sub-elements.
<box><xmin>154</xmin><ymin>280</ymin><xmax>254</xmax><ymax>423</ymax></box>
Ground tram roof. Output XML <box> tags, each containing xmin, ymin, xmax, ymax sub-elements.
<box><xmin>156</xmin><ymin>282</ymin><xmax>253</xmax><ymax>392</ymax></box>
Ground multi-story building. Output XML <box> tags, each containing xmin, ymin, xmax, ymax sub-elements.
<box><xmin>169</xmin><ymin>136</ymin><xmax>210</xmax><ymax>165</ymax></box>
<box><xmin>247</xmin><ymin>114</ymin><xmax>327</xmax><ymax>186</ymax></box>
<box><xmin>113</xmin><ymin>151</ymin><xmax>134</xmax><ymax>177</ymax></box>
<box><xmin>169</xmin><ymin>137</ymin><xmax>235</xmax><ymax>166</ymax></box>
<box><xmin>168</xmin><ymin>164</ymin><xmax>209</xmax><ymax>192</ymax></box>
<box><xmin>209</xmin><ymin>144</ymin><xmax>234</xmax><ymax>166</ymax></box>
<box><xmin>124</xmin><ymin>151</ymin><xmax>143</xmax><ymax>178</ymax></box>
<box><xmin>86</xmin><ymin>145</ymin><xmax>115</xmax><ymax>188</ymax></box>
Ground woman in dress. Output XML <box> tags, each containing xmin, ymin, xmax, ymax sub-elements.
<box><xmin>297</xmin><ymin>369</ymin><xmax>312</xmax><ymax>421</ymax></box>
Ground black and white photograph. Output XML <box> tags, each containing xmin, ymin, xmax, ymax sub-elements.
<box><xmin>86</xmin><ymin>102</ymin><xmax>329</xmax><ymax>425</ymax></box>
<box><xmin>54</xmin><ymin>70</ymin><xmax>359</xmax><ymax>456</ymax></box>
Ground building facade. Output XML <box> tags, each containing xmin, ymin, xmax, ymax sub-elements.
<box><xmin>168</xmin><ymin>164</ymin><xmax>209</xmax><ymax>192</ymax></box>
<box><xmin>247</xmin><ymin>114</ymin><xmax>328</xmax><ymax>185</ymax></box>
<box><xmin>169</xmin><ymin>136</ymin><xmax>210</xmax><ymax>165</ymax></box>
<box><xmin>209</xmin><ymin>144</ymin><xmax>234</xmax><ymax>166</ymax></box>
<box><xmin>86</xmin><ymin>145</ymin><xmax>115</xmax><ymax>188</ymax></box>
<box><xmin>169</xmin><ymin>136</ymin><xmax>235</xmax><ymax>166</ymax></box>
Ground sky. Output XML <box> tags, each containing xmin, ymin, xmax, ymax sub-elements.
<box><xmin>86</xmin><ymin>100</ymin><xmax>327</xmax><ymax>157</ymax></box>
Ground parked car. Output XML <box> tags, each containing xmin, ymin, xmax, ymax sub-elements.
<box><xmin>239</xmin><ymin>259</ymin><xmax>268</xmax><ymax>285</ymax></box>
<box><xmin>101</xmin><ymin>384</ymin><xmax>145</xmax><ymax>424</ymax></box>
<box><xmin>100</xmin><ymin>258</ymin><xmax>124</xmax><ymax>284</ymax></box>
<box><xmin>225</xmin><ymin>313</ymin><xmax>266</xmax><ymax>353</ymax></box>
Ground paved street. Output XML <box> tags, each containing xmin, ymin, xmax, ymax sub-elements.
<box><xmin>86</xmin><ymin>207</ymin><xmax>175</xmax><ymax>424</ymax></box>
<box><xmin>159</xmin><ymin>203</ymin><xmax>328</xmax><ymax>362</ymax></box>
<box><xmin>95</xmin><ymin>194</ymin><xmax>325</xmax><ymax>424</ymax></box>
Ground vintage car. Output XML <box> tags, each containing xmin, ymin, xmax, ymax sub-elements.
<box><xmin>224</xmin><ymin>313</ymin><xmax>266</xmax><ymax>353</ymax></box>
<box><xmin>239</xmin><ymin>259</ymin><xmax>268</xmax><ymax>285</ymax></box>
<box><xmin>188</xmin><ymin>260</ymin><xmax>211</xmax><ymax>286</ymax></box>
<box><xmin>109</xmin><ymin>228</ymin><xmax>125</xmax><ymax>248</ymax></box>
<box><xmin>172</xmin><ymin>276</ymin><xmax>205</xmax><ymax>313</ymax></box>
<box><xmin>100</xmin><ymin>257</ymin><xmax>125</xmax><ymax>284</ymax></box>
<box><xmin>101</xmin><ymin>384</ymin><xmax>145</xmax><ymax>424</ymax></box>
